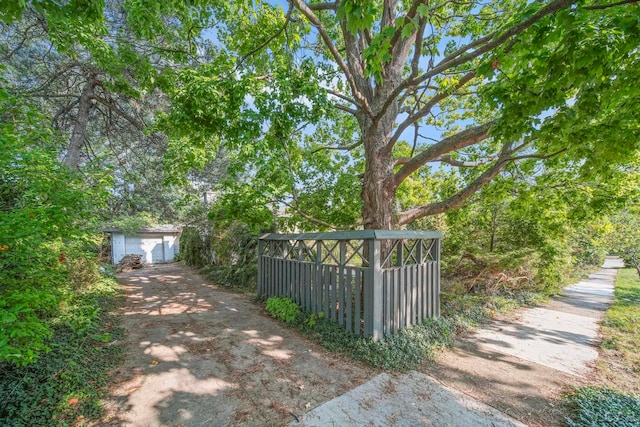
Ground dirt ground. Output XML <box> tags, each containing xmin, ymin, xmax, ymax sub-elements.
<box><xmin>102</xmin><ymin>263</ymin><xmax>374</xmax><ymax>426</ymax></box>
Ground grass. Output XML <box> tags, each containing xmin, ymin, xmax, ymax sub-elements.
<box><xmin>564</xmin><ymin>268</ymin><xmax>640</xmax><ymax>426</ymax></box>
<box><xmin>600</xmin><ymin>268</ymin><xmax>640</xmax><ymax>375</ymax></box>
<box><xmin>0</xmin><ymin>274</ymin><xmax>125</xmax><ymax>426</ymax></box>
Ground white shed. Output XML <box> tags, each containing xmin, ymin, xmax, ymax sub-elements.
<box><xmin>104</xmin><ymin>225</ymin><xmax>181</xmax><ymax>265</ymax></box>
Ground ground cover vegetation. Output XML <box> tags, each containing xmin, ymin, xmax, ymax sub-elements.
<box><xmin>264</xmin><ymin>287</ymin><xmax>542</xmax><ymax>371</ymax></box>
<box><xmin>1</xmin><ymin>0</ymin><xmax>639</xmax><ymax>425</ymax></box>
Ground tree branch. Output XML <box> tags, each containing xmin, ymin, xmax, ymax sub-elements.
<box><xmin>394</xmin><ymin>156</ymin><xmax>410</xmax><ymax>166</ymax></box>
<box><xmin>393</xmin><ymin>0</ymin><xmax>574</xmax><ymax>103</ymax></box>
<box><xmin>291</xmin><ymin>0</ymin><xmax>373</xmax><ymax>116</ymax></box>
<box><xmin>397</xmin><ymin>142</ymin><xmax>515</xmax><ymax>224</ymax></box>
<box><xmin>308</xmin><ymin>1</ymin><xmax>338</xmax><ymax>11</ymax></box>
<box><xmin>276</xmin><ymin>197</ymin><xmax>345</xmax><ymax>230</ymax></box>
<box><xmin>396</xmin><ymin>144</ymin><xmax>569</xmax><ymax>224</ymax></box>
<box><xmin>505</xmin><ymin>148</ymin><xmax>567</xmax><ymax>162</ymax></box>
<box><xmin>92</xmin><ymin>94</ymin><xmax>144</xmax><ymax>131</ymax></box>
<box><xmin>333</xmin><ymin>103</ymin><xmax>358</xmax><ymax>114</ymax></box>
<box><xmin>437</xmin><ymin>32</ymin><xmax>496</xmax><ymax>68</ymax></box>
<box><xmin>387</xmin><ymin>0</ymin><xmax>423</xmax><ymax>51</ymax></box>
<box><xmin>325</xmin><ymin>88</ymin><xmax>356</xmax><ymax>105</ymax></box>
<box><xmin>410</xmin><ymin>19</ymin><xmax>427</xmax><ymax>79</ymax></box>
<box><xmin>390</xmin><ymin>70</ymin><xmax>476</xmax><ymax>146</ymax></box>
<box><xmin>310</xmin><ymin>140</ymin><xmax>362</xmax><ymax>154</ymax></box>
<box><xmin>583</xmin><ymin>0</ymin><xmax>636</xmax><ymax>10</ymax></box>
<box><xmin>23</xmin><ymin>61</ymin><xmax>80</xmax><ymax>95</ymax></box>
<box><xmin>436</xmin><ymin>154</ymin><xmax>498</xmax><ymax>167</ymax></box>
<box><xmin>233</xmin><ymin>4</ymin><xmax>293</xmax><ymax>72</ymax></box>
<box><xmin>394</xmin><ymin>121</ymin><xmax>495</xmax><ymax>187</ymax></box>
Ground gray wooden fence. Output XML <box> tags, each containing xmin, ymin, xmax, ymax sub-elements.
<box><xmin>257</xmin><ymin>230</ymin><xmax>442</xmax><ymax>340</ymax></box>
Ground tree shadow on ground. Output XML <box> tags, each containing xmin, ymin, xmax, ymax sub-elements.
<box><xmin>103</xmin><ymin>263</ymin><xmax>373</xmax><ymax>426</ymax></box>
<box><xmin>423</xmin><ymin>339</ymin><xmax>578</xmax><ymax>427</ymax></box>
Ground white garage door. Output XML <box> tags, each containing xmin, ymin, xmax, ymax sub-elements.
<box><xmin>125</xmin><ymin>235</ymin><xmax>164</xmax><ymax>264</ymax></box>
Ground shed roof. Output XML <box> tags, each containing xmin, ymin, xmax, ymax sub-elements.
<box><xmin>104</xmin><ymin>224</ymin><xmax>182</xmax><ymax>234</ymax></box>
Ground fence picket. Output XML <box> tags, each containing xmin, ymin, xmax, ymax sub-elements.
<box><xmin>355</xmin><ymin>269</ymin><xmax>361</xmax><ymax>335</ymax></box>
<box><xmin>346</xmin><ymin>267</ymin><xmax>353</xmax><ymax>332</ymax></box>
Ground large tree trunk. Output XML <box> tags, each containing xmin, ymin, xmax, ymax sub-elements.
<box><xmin>64</xmin><ymin>73</ymin><xmax>96</xmax><ymax>169</ymax></box>
<box><xmin>359</xmin><ymin>113</ymin><xmax>398</xmax><ymax>230</ymax></box>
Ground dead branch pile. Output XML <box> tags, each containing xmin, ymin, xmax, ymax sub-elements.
<box><xmin>116</xmin><ymin>254</ymin><xmax>143</xmax><ymax>273</ymax></box>
<box><xmin>448</xmin><ymin>253</ymin><xmax>535</xmax><ymax>294</ymax></box>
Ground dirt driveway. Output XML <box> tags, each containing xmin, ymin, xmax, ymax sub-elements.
<box><xmin>103</xmin><ymin>263</ymin><xmax>373</xmax><ymax>426</ymax></box>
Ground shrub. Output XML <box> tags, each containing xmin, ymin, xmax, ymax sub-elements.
<box><xmin>179</xmin><ymin>226</ymin><xmax>211</xmax><ymax>268</ymax></box>
<box><xmin>0</xmin><ymin>88</ymin><xmax>109</xmax><ymax>366</ymax></box>
<box><xmin>0</xmin><ymin>274</ymin><xmax>125</xmax><ymax>426</ymax></box>
<box><xmin>182</xmin><ymin>221</ymin><xmax>260</xmax><ymax>291</ymax></box>
<box><xmin>265</xmin><ymin>297</ymin><xmax>301</xmax><ymax>324</ymax></box>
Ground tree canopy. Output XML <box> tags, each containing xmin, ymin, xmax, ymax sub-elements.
<box><xmin>154</xmin><ymin>0</ymin><xmax>640</xmax><ymax>230</ymax></box>
<box><xmin>3</xmin><ymin>0</ymin><xmax>638</xmax><ymax>230</ymax></box>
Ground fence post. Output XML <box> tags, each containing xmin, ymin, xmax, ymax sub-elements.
<box><xmin>430</xmin><ymin>238</ymin><xmax>441</xmax><ymax>317</ymax></box>
<box><xmin>257</xmin><ymin>238</ymin><xmax>264</xmax><ymax>296</ymax></box>
<box><xmin>435</xmin><ymin>238</ymin><xmax>441</xmax><ymax>317</ymax></box>
<box><xmin>364</xmin><ymin>238</ymin><xmax>383</xmax><ymax>340</ymax></box>
<box><xmin>315</xmin><ymin>240</ymin><xmax>323</xmax><ymax>313</ymax></box>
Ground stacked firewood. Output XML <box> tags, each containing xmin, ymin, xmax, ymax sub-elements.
<box><xmin>116</xmin><ymin>254</ymin><xmax>144</xmax><ymax>273</ymax></box>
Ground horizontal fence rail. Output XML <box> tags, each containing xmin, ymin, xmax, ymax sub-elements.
<box><xmin>258</xmin><ymin>230</ymin><xmax>442</xmax><ymax>340</ymax></box>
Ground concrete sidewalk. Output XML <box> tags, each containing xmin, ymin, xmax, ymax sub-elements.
<box><xmin>292</xmin><ymin>257</ymin><xmax>621</xmax><ymax>426</ymax></box>
<box><xmin>290</xmin><ymin>371</ymin><xmax>526</xmax><ymax>427</ymax></box>
<box><xmin>470</xmin><ymin>258</ymin><xmax>617</xmax><ymax>377</ymax></box>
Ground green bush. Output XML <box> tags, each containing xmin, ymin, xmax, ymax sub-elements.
<box><xmin>565</xmin><ymin>387</ymin><xmax>640</xmax><ymax>427</ymax></box>
<box><xmin>0</xmin><ymin>86</ymin><xmax>111</xmax><ymax>366</ymax></box>
<box><xmin>265</xmin><ymin>297</ymin><xmax>301</xmax><ymax>324</ymax></box>
<box><xmin>179</xmin><ymin>226</ymin><xmax>211</xmax><ymax>268</ymax></box>
<box><xmin>181</xmin><ymin>221</ymin><xmax>260</xmax><ymax>291</ymax></box>
<box><xmin>0</xmin><ymin>274</ymin><xmax>125</xmax><ymax>426</ymax></box>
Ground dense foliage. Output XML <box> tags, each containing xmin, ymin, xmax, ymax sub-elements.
<box><xmin>265</xmin><ymin>297</ymin><xmax>302</xmax><ymax>324</ymax></box>
<box><xmin>0</xmin><ymin>274</ymin><xmax>124</xmax><ymax>426</ymax></box>
<box><xmin>607</xmin><ymin>211</ymin><xmax>640</xmax><ymax>278</ymax></box>
<box><xmin>0</xmin><ymin>85</ymin><xmax>110</xmax><ymax>365</ymax></box>
<box><xmin>180</xmin><ymin>221</ymin><xmax>263</xmax><ymax>291</ymax></box>
<box><xmin>156</xmin><ymin>0</ymin><xmax>640</xmax><ymax>231</ymax></box>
